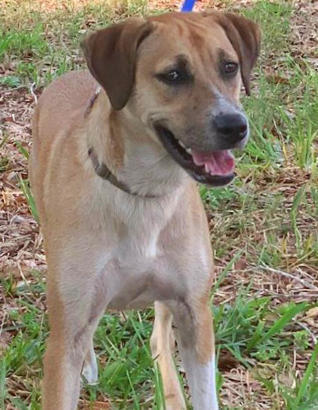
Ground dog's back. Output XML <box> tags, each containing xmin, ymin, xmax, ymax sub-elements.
<box><xmin>30</xmin><ymin>71</ymin><xmax>96</xmax><ymax>221</ymax></box>
<box><xmin>35</xmin><ymin>71</ymin><xmax>95</xmax><ymax>143</ymax></box>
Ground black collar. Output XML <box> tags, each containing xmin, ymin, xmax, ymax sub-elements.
<box><xmin>86</xmin><ymin>88</ymin><xmax>157</xmax><ymax>199</ymax></box>
<box><xmin>88</xmin><ymin>147</ymin><xmax>157</xmax><ymax>199</ymax></box>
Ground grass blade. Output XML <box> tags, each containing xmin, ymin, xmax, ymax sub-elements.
<box><xmin>0</xmin><ymin>359</ymin><xmax>6</xmax><ymax>409</ymax></box>
<box><xmin>211</xmin><ymin>250</ymin><xmax>243</xmax><ymax>302</ymax></box>
<box><xmin>247</xmin><ymin>302</ymin><xmax>309</xmax><ymax>351</ymax></box>
<box><xmin>295</xmin><ymin>343</ymin><xmax>318</xmax><ymax>407</ymax></box>
<box><xmin>19</xmin><ymin>176</ymin><xmax>39</xmax><ymax>223</ymax></box>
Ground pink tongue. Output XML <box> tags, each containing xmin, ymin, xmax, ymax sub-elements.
<box><xmin>191</xmin><ymin>150</ymin><xmax>235</xmax><ymax>176</ymax></box>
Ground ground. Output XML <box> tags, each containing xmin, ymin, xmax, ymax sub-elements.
<box><xmin>0</xmin><ymin>0</ymin><xmax>318</xmax><ymax>409</ymax></box>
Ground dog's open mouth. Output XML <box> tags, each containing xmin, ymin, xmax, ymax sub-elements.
<box><xmin>155</xmin><ymin>125</ymin><xmax>235</xmax><ymax>187</ymax></box>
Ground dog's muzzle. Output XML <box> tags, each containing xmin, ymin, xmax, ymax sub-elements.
<box><xmin>154</xmin><ymin>124</ymin><xmax>236</xmax><ymax>187</ymax></box>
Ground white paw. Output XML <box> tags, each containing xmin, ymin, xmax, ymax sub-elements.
<box><xmin>82</xmin><ymin>348</ymin><xmax>99</xmax><ymax>385</ymax></box>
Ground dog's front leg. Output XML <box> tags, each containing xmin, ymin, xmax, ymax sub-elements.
<box><xmin>42</xmin><ymin>257</ymin><xmax>110</xmax><ymax>410</ymax></box>
<box><xmin>169</xmin><ymin>298</ymin><xmax>218</xmax><ymax>410</ymax></box>
<box><xmin>43</xmin><ymin>288</ymin><xmax>103</xmax><ymax>409</ymax></box>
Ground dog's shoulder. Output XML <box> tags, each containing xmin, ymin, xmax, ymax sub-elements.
<box><xmin>37</xmin><ymin>70</ymin><xmax>97</xmax><ymax>113</ymax></box>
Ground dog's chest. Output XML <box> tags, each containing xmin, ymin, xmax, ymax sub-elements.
<box><xmin>106</xmin><ymin>232</ymin><xmax>168</xmax><ymax>309</ymax></box>
<box><xmin>92</xmin><ymin>188</ymin><xmax>191</xmax><ymax>309</ymax></box>
<box><xmin>103</xmin><ymin>211</ymin><xmax>180</xmax><ymax>309</ymax></box>
<box><xmin>118</xmin><ymin>222</ymin><xmax>160</xmax><ymax>262</ymax></box>
<box><xmin>106</xmin><ymin>191</ymin><xmax>181</xmax><ymax>263</ymax></box>
<box><xmin>106</xmin><ymin>254</ymin><xmax>180</xmax><ymax>310</ymax></box>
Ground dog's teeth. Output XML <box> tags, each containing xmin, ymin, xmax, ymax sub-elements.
<box><xmin>186</xmin><ymin>147</ymin><xmax>192</xmax><ymax>154</ymax></box>
<box><xmin>205</xmin><ymin>164</ymin><xmax>209</xmax><ymax>173</ymax></box>
<box><xmin>178</xmin><ymin>139</ymin><xmax>186</xmax><ymax>149</ymax></box>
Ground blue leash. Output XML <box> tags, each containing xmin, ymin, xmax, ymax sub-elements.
<box><xmin>180</xmin><ymin>0</ymin><xmax>196</xmax><ymax>12</ymax></box>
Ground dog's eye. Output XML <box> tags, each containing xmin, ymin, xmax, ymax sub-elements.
<box><xmin>166</xmin><ymin>70</ymin><xmax>180</xmax><ymax>81</ymax></box>
<box><xmin>223</xmin><ymin>62</ymin><xmax>238</xmax><ymax>75</ymax></box>
<box><xmin>157</xmin><ymin>69</ymin><xmax>191</xmax><ymax>85</ymax></box>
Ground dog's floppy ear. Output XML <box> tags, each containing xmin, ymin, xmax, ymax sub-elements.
<box><xmin>81</xmin><ymin>19</ymin><xmax>153</xmax><ymax>110</ymax></box>
<box><xmin>218</xmin><ymin>13</ymin><xmax>261</xmax><ymax>95</ymax></box>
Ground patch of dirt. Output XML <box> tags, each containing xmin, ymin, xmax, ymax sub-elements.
<box><xmin>0</xmin><ymin>86</ymin><xmax>45</xmax><ymax>278</ymax></box>
<box><xmin>291</xmin><ymin>0</ymin><xmax>318</xmax><ymax>69</ymax></box>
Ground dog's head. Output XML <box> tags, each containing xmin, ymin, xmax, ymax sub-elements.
<box><xmin>82</xmin><ymin>12</ymin><xmax>260</xmax><ymax>187</ymax></box>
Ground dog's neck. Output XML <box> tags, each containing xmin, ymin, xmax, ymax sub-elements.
<box><xmin>86</xmin><ymin>89</ymin><xmax>188</xmax><ymax>198</ymax></box>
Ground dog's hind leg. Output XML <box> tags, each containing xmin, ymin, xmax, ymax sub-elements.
<box><xmin>82</xmin><ymin>340</ymin><xmax>98</xmax><ymax>385</ymax></box>
<box><xmin>150</xmin><ymin>302</ymin><xmax>186</xmax><ymax>410</ymax></box>
<box><xmin>169</xmin><ymin>297</ymin><xmax>219</xmax><ymax>410</ymax></box>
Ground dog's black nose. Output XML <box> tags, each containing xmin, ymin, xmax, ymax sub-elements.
<box><xmin>213</xmin><ymin>113</ymin><xmax>248</xmax><ymax>143</ymax></box>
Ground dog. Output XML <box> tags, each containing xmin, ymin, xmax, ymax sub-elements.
<box><xmin>30</xmin><ymin>10</ymin><xmax>260</xmax><ymax>410</ymax></box>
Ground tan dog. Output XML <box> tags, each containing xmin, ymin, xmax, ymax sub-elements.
<box><xmin>30</xmin><ymin>11</ymin><xmax>260</xmax><ymax>410</ymax></box>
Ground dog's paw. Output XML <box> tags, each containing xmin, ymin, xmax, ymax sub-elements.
<box><xmin>82</xmin><ymin>348</ymin><xmax>99</xmax><ymax>385</ymax></box>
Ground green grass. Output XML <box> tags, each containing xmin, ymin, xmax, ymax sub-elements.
<box><xmin>0</xmin><ymin>25</ymin><xmax>48</xmax><ymax>60</ymax></box>
<box><xmin>1</xmin><ymin>0</ymin><xmax>317</xmax><ymax>409</ymax></box>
